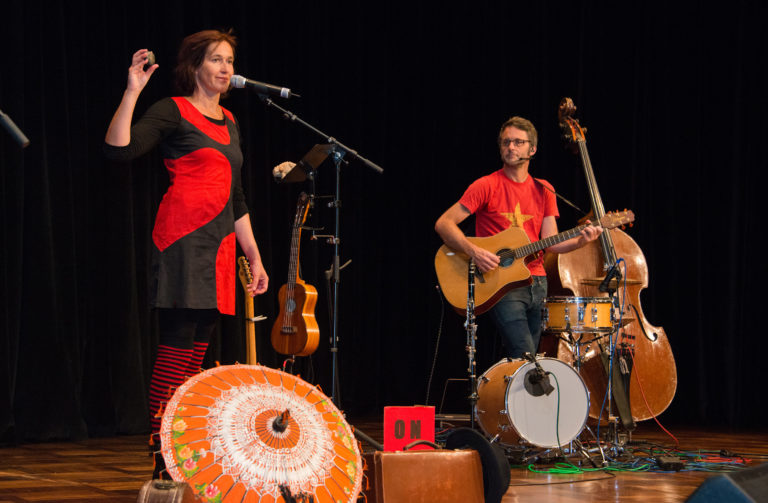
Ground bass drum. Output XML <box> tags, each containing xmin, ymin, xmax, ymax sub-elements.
<box><xmin>475</xmin><ymin>358</ymin><xmax>590</xmax><ymax>448</ymax></box>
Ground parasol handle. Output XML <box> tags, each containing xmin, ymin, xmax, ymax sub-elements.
<box><xmin>273</xmin><ymin>409</ymin><xmax>291</xmax><ymax>433</ymax></box>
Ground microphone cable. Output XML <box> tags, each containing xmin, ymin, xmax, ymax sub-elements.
<box><xmin>424</xmin><ymin>284</ymin><xmax>446</xmax><ymax>407</ymax></box>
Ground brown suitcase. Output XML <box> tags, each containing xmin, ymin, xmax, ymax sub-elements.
<box><xmin>136</xmin><ymin>479</ymin><xmax>197</xmax><ymax>503</ymax></box>
<box><xmin>373</xmin><ymin>449</ymin><xmax>485</xmax><ymax>503</ymax></box>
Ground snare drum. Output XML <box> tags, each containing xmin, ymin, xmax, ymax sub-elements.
<box><xmin>542</xmin><ymin>296</ymin><xmax>615</xmax><ymax>333</ymax></box>
<box><xmin>475</xmin><ymin>358</ymin><xmax>590</xmax><ymax>448</ymax></box>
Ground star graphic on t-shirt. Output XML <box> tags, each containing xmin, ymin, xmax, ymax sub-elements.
<box><xmin>501</xmin><ymin>203</ymin><xmax>534</xmax><ymax>228</ymax></box>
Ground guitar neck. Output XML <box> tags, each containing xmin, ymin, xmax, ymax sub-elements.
<box><xmin>510</xmin><ymin>223</ymin><xmax>591</xmax><ymax>259</ymax></box>
<box><xmin>244</xmin><ymin>297</ymin><xmax>257</xmax><ymax>365</ymax></box>
<box><xmin>286</xmin><ymin>228</ymin><xmax>301</xmax><ymax>286</ymax></box>
<box><xmin>286</xmin><ymin>195</ymin><xmax>309</xmax><ymax>287</ymax></box>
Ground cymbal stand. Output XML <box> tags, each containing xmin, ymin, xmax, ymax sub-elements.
<box><xmin>465</xmin><ymin>261</ymin><xmax>479</xmax><ymax>430</ymax></box>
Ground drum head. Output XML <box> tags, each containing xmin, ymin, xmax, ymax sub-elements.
<box><xmin>504</xmin><ymin>358</ymin><xmax>590</xmax><ymax>448</ymax></box>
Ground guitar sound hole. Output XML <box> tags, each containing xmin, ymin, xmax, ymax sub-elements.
<box><xmin>286</xmin><ymin>298</ymin><xmax>296</xmax><ymax>313</ymax></box>
<box><xmin>498</xmin><ymin>249</ymin><xmax>515</xmax><ymax>267</ymax></box>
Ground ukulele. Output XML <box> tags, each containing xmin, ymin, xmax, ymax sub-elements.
<box><xmin>271</xmin><ymin>193</ymin><xmax>320</xmax><ymax>356</ymax></box>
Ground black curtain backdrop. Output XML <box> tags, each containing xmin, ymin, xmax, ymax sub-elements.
<box><xmin>2</xmin><ymin>1</ymin><xmax>767</xmax><ymax>442</ymax></box>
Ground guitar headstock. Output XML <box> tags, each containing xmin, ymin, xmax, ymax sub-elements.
<box><xmin>238</xmin><ymin>256</ymin><xmax>253</xmax><ymax>291</ymax></box>
<box><xmin>598</xmin><ymin>209</ymin><xmax>635</xmax><ymax>230</ymax></box>
<box><xmin>294</xmin><ymin>192</ymin><xmax>311</xmax><ymax>229</ymax></box>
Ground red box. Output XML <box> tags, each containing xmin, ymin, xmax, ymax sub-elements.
<box><xmin>383</xmin><ymin>406</ymin><xmax>435</xmax><ymax>451</ymax></box>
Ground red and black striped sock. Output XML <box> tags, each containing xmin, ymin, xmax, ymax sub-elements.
<box><xmin>148</xmin><ymin>344</ymin><xmax>193</xmax><ymax>435</ymax></box>
<box><xmin>185</xmin><ymin>341</ymin><xmax>209</xmax><ymax>377</ymax></box>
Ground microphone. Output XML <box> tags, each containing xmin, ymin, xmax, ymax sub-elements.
<box><xmin>524</xmin><ymin>366</ymin><xmax>554</xmax><ymax>397</ymax></box>
<box><xmin>509</xmin><ymin>155</ymin><xmax>533</xmax><ymax>165</ymax></box>
<box><xmin>599</xmin><ymin>261</ymin><xmax>622</xmax><ymax>293</ymax></box>
<box><xmin>230</xmin><ymin>75</ymin><xmax>299</xmax><ymax>98</ymax></box>
<box><xmin>522</xmin><ymin>352</ymin><xmax>554</xmax><ymax>396</ymax></box>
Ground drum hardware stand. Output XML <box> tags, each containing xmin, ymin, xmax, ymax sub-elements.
<box><xmin>553</xmin><ymin>324</ymin><xmax>615</xmax><ymax>464</ymax></box>
<box><xmin>465</xmin><ymin>260</ymin><xmax>479</xmax><ymax>431</ymax></box>
<box><xmin>592</xmin><ymin>331</ymin><xmax>634</xmax><ymax>457</ymax></box>
<box><xmin>572</xmin><ymin>437</ymin><xmax>604</xmax><ymax>468</ymax></box>
<box><xmin>578</xmin><ymin>422</ymin><xmax>609</xmax><ymax>466</ymax></box>
<box><xmin>601</xmin><ymin>272</ymin><xmax>635</xmax><ymax>430</ymax></box>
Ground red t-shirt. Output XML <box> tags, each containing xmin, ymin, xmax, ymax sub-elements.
<box><xmin>459</xmin><ymin>170</ymin><xmax>559</xmax><ymax>275</ymax></box>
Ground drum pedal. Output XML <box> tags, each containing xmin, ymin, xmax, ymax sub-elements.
<box><xmin>655</xmin><ymin>456</ymin><xmax>684</xmax><ymax>471</ymax></box>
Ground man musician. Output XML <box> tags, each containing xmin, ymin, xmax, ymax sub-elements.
<box><xmin>435</xmin><ymin>116</ymin><xmax>602</xmax><ymax>358</ymax></box>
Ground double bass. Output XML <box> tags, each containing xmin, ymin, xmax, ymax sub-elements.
<box><xmin>544</xmin><ymin>98</ymin><xmax>677</xmax><ymax>422</ymax></box>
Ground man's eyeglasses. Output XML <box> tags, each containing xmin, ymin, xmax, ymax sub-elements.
<box><xmin>501</xmin><ymin>139</ymin><xmax>531</xmax><ymax>147</ymax></box>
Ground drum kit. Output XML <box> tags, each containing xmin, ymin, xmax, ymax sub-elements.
<box><xmin>468</xmin><ymin>291</ymin><xmax>635</xmax><ymax>462</ymax></box>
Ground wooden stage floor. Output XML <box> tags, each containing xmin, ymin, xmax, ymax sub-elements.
<box><xmin>0</xmin><ymin>422</ymin><xmax>765</xmax><ymax>502</ymax></box>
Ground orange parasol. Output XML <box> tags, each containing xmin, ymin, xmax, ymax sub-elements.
<box><xmin>159</xmin><ymin>364</ymin><xmax>362</xmax><ymax>502</ymax></box>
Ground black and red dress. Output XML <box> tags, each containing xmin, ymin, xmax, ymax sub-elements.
<box><xmin>105</xmin><ymin>97</ymin><xmax>247</xmax><ymax>315</ymax></box>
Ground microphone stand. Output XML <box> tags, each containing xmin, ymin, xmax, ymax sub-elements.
<box><xmin>0</xmin><ymin>107</ymin><xmax>30</xmax><ymax>148</ymax></box>
<box><xmin>256</xmin><ymin>95</ymin><xmax>383</xmax><ymax>406</ymax></box>
<box><xmin>465</xmin><ymin>261</ymin><xmax>478</xmax><ymax>430</ymax></box>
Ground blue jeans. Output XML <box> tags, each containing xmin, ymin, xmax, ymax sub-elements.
<box><xmin>488</xmin><ymin>276</ymin><xmax>547</xmax><ymax>358</ymax></box>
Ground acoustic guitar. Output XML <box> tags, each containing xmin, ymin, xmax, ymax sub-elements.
<box><xmin>237</xmin><ymin>256</ymin><xmax>263</xmax><ymax>364</ymax></box>
<box><xmin>271</xmin><ymin>193</ymin><xmax>320</xmax><ymax>356</ymax></box>
<box><xmin>434</xmin><ymin>210</ymin><xmax>634</xmax><ymax>314</ymax></box>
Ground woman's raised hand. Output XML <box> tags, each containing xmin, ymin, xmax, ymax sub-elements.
<box><xmin>126</xmin><ymin>49</ymin><xmax>159</xmax><ymax>93</ymax></box>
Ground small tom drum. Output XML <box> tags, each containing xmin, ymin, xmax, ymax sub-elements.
<box><xmin>542</xmin><ymin>296</ymin><xmax>615</xmax><ymax>333</ymax></box>
<box><xmin>475</xmin><ymin>358</ymin><xmax>590</xmax><ymax>448</ymax></box>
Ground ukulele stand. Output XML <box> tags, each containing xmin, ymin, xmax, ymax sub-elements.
<box><xmin>255</xmin><ymin>95</ymin><xmax>383</xmax><ymax>408</ymax></box>
<box><xmin>282</xmin><ymin>356</ymin><xmax>296</xmax><ymax>375</ymax></box>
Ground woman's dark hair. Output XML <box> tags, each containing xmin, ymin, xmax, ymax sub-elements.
<box><xmin>174</xmin><ymin>29</ymin><xmax>237</xmax><ymax>96</ymax></box>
